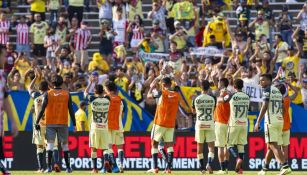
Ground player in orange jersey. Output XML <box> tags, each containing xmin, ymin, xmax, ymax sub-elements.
<box><xmin>258</xmin><ymin>82</ymin><xmax>297</xmax><ymax>175</ymax></box>
<box><xmin>104</xmin><ymin>81</ymin><xmax>125</xmax><ymax>173</ymax></box>
<box><xmin>35</xmin><ymin>75</ymin><xmax>76</xmax><ymax>173</ymax></box>
<box><xmin>214</xmin><ymin>78</ymin><xmax>231</xmax><ymax>174</ymax></box>
<box><xmin>147</xmin><ymin>77</ymin><xmax>180</xmax><ymax>174</ymax></box>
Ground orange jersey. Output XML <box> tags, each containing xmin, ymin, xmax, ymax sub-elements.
<box><xmin>45</xmin><ymin>89</ymin><xmax>69</xmax><ymax>125</ymax></box>
<box><xmin>108</xmin><ymin>94</ymin><xmax>123</xmax><ymax>130</ymax></box>
<box><xmin>214</xmin><ymin>90</ymin><xmax>230</xmax><ymax>124</ymax></box>
<box><xmin>283</xmin><ymin>97</ymin><xmax>291</xmax><ymax>131</ymax></box>
<box><xmin>154</xmin><ymin>90</ymin><xmax>180</xmax><ymax>128</ymax></box>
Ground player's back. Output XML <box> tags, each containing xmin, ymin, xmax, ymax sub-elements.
<box><xmin>214</xmin><ymin>89</ymin><xmax>230</xmax><ymax>124</ymax></box>
<box><xmin>90</xmin><ymin>96</ymin><xmax>110</xmax><ymax>130</ymax></box>
<box><xmin>154</xmin><ymin>89</ymin><xmax>180</xmax><ymax>128</ymax></box>
<box><xmin>45</xmin><ymin>89</ymin><xmax>70</xmax><ymax>125</ymax></box>
<box><xmin>283</xmin><ymin>96</ymin><xmax>291</xmax><ymax>131</ymax></box>
<box><xmin>108</xmin><ymin>94</ymin><xmax>123</xmax><ymax>130</ymax></box>
<box><xmin>229</xmin><ymin>92</ymin><xmax>250</xmax><ymax>127</ymax></box>
<box><xmin>263</xmin><ymin>86</ymin><xmax>284</xmax><ymax>124</ymax></box>
<box><xmin>33</xmin><ymin>92</ymin><xmax>46</xmax><ymax>126</ymax></box>
<box><xmin>193</xmin><ymin>94</ymin><xmax>215</xmax><ymax>130</ymax></box>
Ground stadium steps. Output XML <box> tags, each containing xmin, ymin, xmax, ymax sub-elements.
<box><xmin>9</xmin><ymin>0</ymin><xmax>306</xmax><ymax>58</ymax></box>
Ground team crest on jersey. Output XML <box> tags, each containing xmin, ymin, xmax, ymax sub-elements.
<box><xmin>286</xmin><ymin>61</ymin><xmax>294</xmax><ymax>70</ymax></box>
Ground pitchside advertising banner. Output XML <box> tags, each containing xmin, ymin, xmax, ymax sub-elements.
<box><xmin>3</xmin><ymin>132</ymin><xmax>307</xmax><ymax>171</ymax></box>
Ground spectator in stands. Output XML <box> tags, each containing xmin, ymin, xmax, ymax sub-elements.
<box><xmin>112</xmin><ymin>0</ymin><xmax>127</xmax><ymax>20</ymax></box>
<box><xmin>165</xmin><ymin>0</ymin><xmax>176</xmax><ymax>34</ymax></box>
<box><xmin>138</xmin><ymin>33</ymin><xmax>158</xmax><ymax>53</ymax></box>
<box><xmin>47</xmin><ymin>0</ymin><xmax>61</xmax><ymax>28</ymax></box>
<box><xmin>55</xmin><ymin>15</ymin><xmax>69</xmax><ymax>46</ymax></box>
<box><xmin>71</xmin><ymin>21</ymin><xmax>92</xmax><ymax>70</ymax></box>
<box><xmin>68</xmin><ymin>16</ymin><xmax>79</xmax><ymax>48</ymax></box>
<box><xmin>297</xmin><ymin>3</ymin><xmax>307</xmax><ymax>32</ymax></box>
<box><xmin>63</xmin><ymin>72</ymin><xmax>74</xmax><ymax>91</ymax></box>
<box><xmin>151</xmin><ymin>19</ymin><xmax>166</xmax><ymax>53</ymax></box>
<box><xmin>249</xmin><ymin>10</ymin><xmax>271</xmax><ymax>43</ymax></box>
<box><xmin>16</xmin><ymin>16</ymin><xmax>30</xmax><ymax>56</ymax></box>
<box><xmin>44</xmin><ymin>27</ymin><xmax>61</xmax><ymax>70</ymax></box>
<box><xmin>115</xmin><ymin>67</ymin><xmax>129</xmax><ymax>92</ymax></box>
<box><xmin>0</xmin><ymin>0</ymin><xmax>10</xmax><ymax>13</ymax></box>
<box><xmin>127</xmin><ymin>14</ymin><xmax>144</xmax><ymax>52</ymax></box>
<box><xmin>75</xmin><ymin>101</ymin><xmax>89</xmax><ymax>131</ymax></box>
<box><xmin>99</xmin><ymin>20</ymin><xmax>114</xmax><ymax>64</ymax></box>
<box><xmin>128</xmin><ymin>66</ymin><xmax>145</xmax><ymax>106</ymax></box>
<box><xmin>274</xmin><ymin>34</ymin><xmax>289</xmax><ymax>70</ymax></box>
<box><xmin>301</xmin><ymin>68</ymin><xmax>307</xmax><ymax>109</ymax></box>
<box><xmin>127</xmin><ymin>0</ymin><xmax>144</xmax><ymax>21</ymax></box>
<box><xmin>277</xmin><ymin>6</ymin><xmax>293</xmax><ymax>47</ymax></box>
<box><xmin>4</xmin><ymin>43</ymin><xmax>17</xmax><ymax>76</ymax></box>
<box><xmin>168</xmin><ymin>41</ymin><xmax>184</xmax><ymax>75</ymax></box>
<box><xmin>14</xmin><ymin>53</ymin><xmax>31</xmax><ymax>82</ymax></box>
<box><xmin>0</xmin><ymin>12</ymin><xmax>10</xmax><ymax>45</ymax></box>
<box><xmin>148</xmin><ymin>1</ymin><xmax>167</xmax><ymax>31</ymax></box>
<box><xmin>169</xmin><ymin>22</ymin><xmax>188</xmax><ymax>51</ymax></box>
<box><xmin>113</xmin><ymin>7</ymin><xmax>128</xmax><ymax>46</ymax></box>
<box><xmin>7</xmin><ymin>69</ymin><xmax>25</xmax><ymax>90</ymax></box>
<box><xmin>27</xmin><ymin>0</ymin><xmax>46</xmax><ymax>21</ymax></box>
<box><xmin>286</xmin><ymin>72</ymin><xmax>304</xmax><ymax>107</ymax></box>
<box><xmin>88</xmin><ymin>52</ymin><xmax>109</xmax><ymax>74</ymax></box>
<box><xmin>97</xmin><ymin>0</ymin><xmax>112</xmax><ymax>25</ymax></box>
<box><xmin>203</xmin><ymin>16</ymin><xmax>230</xmax><ymax>48</ymax></box>
<box><xmin>236</xmin><ymin>0</ymin><xmax>250</xmax><ymax>22</ymax></box>
<box><xmin>30</xmin><ymin>13</ymin><xmax>49</xmax><ymax>63</ymax></box>
<box><xmin>68</xmin><ymin>0</ymin><xmax>84</xmax><ymax>25</ymax></box>
<box><xmin>235</xmin><ymin>14</ymin><xmax>249</xmax><ymax>41</ymax></box>
<box><xmin>282</xmin><ymin>39</ymin><xmax>301</xmax><ymax>79</ymax></box>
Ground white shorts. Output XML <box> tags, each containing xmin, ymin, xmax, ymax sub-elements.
<box><xmin>130</xmin><ymin>39</ymin><xmax>142</xmax><ymax>48</ymax></box>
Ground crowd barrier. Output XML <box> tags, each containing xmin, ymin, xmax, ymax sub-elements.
<box><xmin>3</xmin><ymin>132</ymin><xmax>307</xmax><ymax>171</ymax></box>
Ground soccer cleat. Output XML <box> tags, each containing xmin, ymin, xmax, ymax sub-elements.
<box><xmin>53</xmin><ymin>163</ymin><xmax>61</xmax><ymax>173</ymax></box>
<box><xmin>119</xmin><ymin>165</ymin><xmax>124</xmax><ymax>173</ymax></box>
<box><xmin>236</xmin><ymin>168</ymin><xmax>243</xmax><ymax>174</ymax></box>
<box><xmin>36</xmin><ymin>169</ymin><xmax>44</xmax><ymax>173</ymax></box>
<box><xmin>163</xmin><ymin>169</ymin><xmax>171</xmax><ymax>174</ymax></box>
<box><xmin>216</xmin><ymin>170</ymin><xmax>227</xmax><ymax>174</ymax></box>
<box><xmin>65</xmin><ymin>168</ymin><xmax>73</xmax><ymax>173</ymax></box>
<box><xmin>2</xmin><ymin>171</ymin><xmax>11</xmax><ymax>175</ymax></box>
<box><xmin>206</xmin><ymin>164</ymin><xmax>213</xmax><ymax>174</ymax></box>
<box><xmin>235</xmin><ymin>158</ymin><xmax>243</xmax><ymax>172</ymax></box>
<box><xmin>146</xmin><ymin>168</ymin><xmax>159</xmax><ymax>173</ymax></box>
<box><xmin>112</xmin><ymin>164</ymin><xmax>120</xmax><ymax>173</ymax></box>
<box><xmin>100</xmin><ymin>167</ymin><xmax>107</xmax><ymax>173</ymax></box>
<box><xmin>258</xmin><ymin>169</ymin><xmax>267</xmax><ymax>175</ymax></box>
<box><xmin>90</xmin><ymin>169</ymin><xmax>98</xmax><ymax>173</ymax></box>
<box><xmin>104</xmin><ymin>160</ymin><xmax>112</xmax><ymax>173</ymax></box>
<box><xmin>44</xmin><ymin>167</ymin><xmax>52</xmax><ymax>173</ymax></box>
<box><xmin>200</xmin><ymin>170</ymin><xmax>205</xmax><ymax>174</ymax></box>
<box><xmin>279</xmin><ymin>167</ymin><xmax>292</xmax><ymax>175</ymax></box>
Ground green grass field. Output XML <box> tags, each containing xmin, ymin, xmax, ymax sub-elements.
<box><xmin>10</xmin><ymin>171</ymin><xmax>307</xmax><ymax>175</ymax></box>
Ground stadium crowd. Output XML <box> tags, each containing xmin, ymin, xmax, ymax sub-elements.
<box><xmin>1</xmin><ymin>0</ymin><xmax>307</xmax><ymax>131</ymax></box>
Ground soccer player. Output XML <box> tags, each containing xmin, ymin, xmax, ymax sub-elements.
<box><xmin>192</xmin><ymin>80</ymin><xmax>216</xmax><ymax>174</ymax></box>
<box><xmin>0</xmin><ymin>45</ymin><xmax>18</xmax><ymax>175</ymax></box>
<box><xmin>214</xmin><ymin>78</ymin><xmax>231</xmax><ymax>174</ymax></box>
<box><xmin>227</xmin><ymin>79</ymin><xmax>250</xmax><ymax>174</ymax></box>
<box><xmin>84</xmin><ymin>76</ymin><xmax>111</xmax><ymax>174</ymax></box>
<box><xmin>255</xmin><ymin>74</ymin><xmax>292</xmax><ymax>175</ymax></box>
<box><xmin>147</xmin><ymin>77</ymin><xmax>180</xmax><ymax>173</ymax></box>
<box><xmin>258</xmin><ymin>82</ymin><xmax>298</xmax><ymax>175</ymax></box>
<box><xmin>35</xmin><ymin>75</ymin><xmax>76</xmax><ymax>173</ymax></box>
<box><xmin>104</xmin><ymin>81</ymin><xmax>125</xmax><ymax>173</ymax></box>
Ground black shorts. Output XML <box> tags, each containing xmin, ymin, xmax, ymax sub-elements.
<box><xmin>33</xmin><ymin>44</ymin><xmax>46</xmax><ymax>57</ymax></box>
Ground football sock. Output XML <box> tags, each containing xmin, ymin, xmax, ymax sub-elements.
<box><xmin>208</xmin><ymin>152</ymin><xmax>214</xmax><ymax>166</ymax></box>
<box><xmin>53</xmin><ymin>149</ymin><xmax>59</xmax><ymax>165</ymax></box>
<box><xmin>91</xmin><ymin>152</ymin><xmax>97</xmax><ymax>169</ymax></box>
<box><xmin>197</xmin><ymin>153</ymin><xmax>204</xmax><ymax>170</ymax></box>
<box><xmin>159</xmin><ymin>148</ymin><xmax>167</xmax><ymax>161</ymax></box>
<box><xmin>228</xmin><ymin>147</ymin><xmax>238</xmax><ymax>158</ymax></box>
<box><xmin>37</xmin><ymin>152</ymin><xmax>44</xmax><ymax>170</ymax></box>
<box><xmin>220</xmin><ymin>162</ymin><xmax>225</xmax><ymax>171</ymax></box>
<box><xmin>46</xmin><ymin>150</ymin><xmax>53</xmax><ymax>169</ymax></box>
<box><xmin>151</xmin><ymin>148</ymin><xmax>158</xmax><ymax>169</ymax></box>
<box><xmin>167</xmin><ymin>147</ymin><xmax>174</xmax><ymax>169</ymax></box>
<box><xmin>224</xmin><ymin>160</ymin><xmax>229</xmax><ymax>170</ymax></box>
<box><xmin>109</xmin><ymin>153</ymin><xmax>117</xmax><ymax>167</ymax></box>
<box><xmin>118</xmin><ymin>149</ymin><xmax>124</xmax><ymax>166</ymax></box>
<box><xmin>64</xmin><ymin>151</ymin><xmax>71</xmax><ymax>169</ymax></box>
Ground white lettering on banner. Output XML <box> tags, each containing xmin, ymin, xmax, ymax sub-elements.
<box><xmin>138</xmin><ymin>51</ymin><xmax>169</xmax><ymax>62</ymax></box>
<box><xmin>243</xmin><ymin>82</ymin><xmax>263</xmax><ymax>102</ymax></box>
<box><xmin>302</xmin><ymin>159</ymin><xmax>307</xmax><ymax>169</ymax></box>
<box><xmin>190</xmin><ymin>47</ymin><xmax>223</xmax><ymax>57</ymax></box>
<box><xmin>1</xmin><ymin>158</ymin><xmax>13</xmax><ymax>169</ymax></box>
<box><xmin>291</xmin><ymin>159</ymin><xmax>298</xmax><ymax>170</ymax></box>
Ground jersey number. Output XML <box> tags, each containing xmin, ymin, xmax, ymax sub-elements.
<box><xmin>234</xmin><ymin>105</ymin><xmax>248</xmax><ymax>118</ymax></box>
<box><xmin>271</xmin><ymin>100</ymin><xmax>282</xmax><ymax>114</ymax></box>
<box><xmin>93</xmin><ymin>111</ymin><xmax>108</xmax><ymax>124</ymax></box>
<box><xmin>198</xmin><ymin>108</ymin><xmax>213</xmax><ymax>121</ymax></box>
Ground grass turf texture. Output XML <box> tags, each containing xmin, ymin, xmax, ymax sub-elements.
<box><xmin>10</xmin><ymin>171</ymin><xmax>307</xmax><ymax>175</ymax></box>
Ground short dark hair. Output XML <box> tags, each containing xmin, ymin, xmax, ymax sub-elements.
<box><xmin>170</xmin><ymin>41</ymin><xmax>177</xmax><ymax>46</ymax></box>
<box><xmin>275</xmin><ymin>83</ymin><xmax>287</xmax><ymax>96</ymax></box>
<box><xmin>51</xmin><ymin>75</ymin><xmax>63</xmax><ymax>87</ymax></box>
<box><xmin>94</xmin><ymin>84</ymin><xmax>104</xmax><ymax>94</ymax></box>
<box><xmin>162</xmin><ymin>77</ymin><xmax>172</xmax><ymax>86</ymax></box>
<box><xmin>260</xmin><ymin>73</ymin><xmax>273</xmax><ymax>82</ymax></box>
<box><xmin>219</xmin><ymin>78</ymin><xmax>229</xmax><ymax>88</ymax></box>
<box><xmin>275</xmin><ymin>34</ymin><xmax>283</xmax><ymax>40</ymax></box>
<box><xmin>201</xmin><ymin>80</ymin><xmax>211</xmax><ymax>91</ymax></box>
<box><xmin>105</xmin><ymin>81</ymin><xmax>118</xmax><ymax>92</ymax></box>
<box><xmin>39</xmin><ymin>81</ymin><xmax>49</xmax><ymax>91</ymax></box>
<box><xmin>234</xmin><ymin>79</ymin><xmax>244</xmax><ymax>90</ymax></box>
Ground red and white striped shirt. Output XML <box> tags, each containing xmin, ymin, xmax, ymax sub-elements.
<box><xmin>132</xmin><ymin>25</ymin><xmax>143</xmax><ymax>40</ymax></box>
<box><xmin>0</xmin><ymin>20</ymin><xmax>10</xmax><ymax>45</ymax></box>
<box><xmin>16</xmin><ymin>23</ymin><xmax>29</xmax><ymax>45</ymax></box>
<box><xmin>74</xmin><ymin>28</ymin><xmax>91</xmax><ymax>51</ymax></box>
